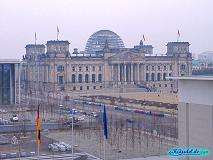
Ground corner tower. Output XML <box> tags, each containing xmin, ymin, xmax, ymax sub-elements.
<box><xmin>46</xmin><ymin>40</ymin><xmax>70</xmax><ymax>58</ymax></box>
<box><xmin>25</xmin><ymin>44</ymin><xmax>45</xmax><ymax>61</ymax></box>
<box><xmin>166</xmin><ymin>42</ymin><xmax>190</xmax><ymax>57</ymax></box>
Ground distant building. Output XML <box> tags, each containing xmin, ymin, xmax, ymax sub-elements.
<box><xmin>192</xmin><ymin>52</ymin><xmax>213</xmax><ymax>75</ymax></box>
<box><xmin>198</xmin><ymin>51</ymin><xmax>213</xmax><ymax>63</ymax></box>
<box><xmin>172</xmin><ymin>76</ymin><xmax>213</xmax><ymax>160</ymax></box>
<box><xmin>0</xmin><ymin>60</ymin><xmax>20</xmax><ymax>105</ymax></box>
<box><xmin>21</xmin><ymin>30</ymin><xmax>192</xmax><ymax>93</ymax></box>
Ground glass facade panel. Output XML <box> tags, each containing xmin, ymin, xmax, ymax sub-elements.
<box><xmin>0</xmin><ymin>64</ymin><xmax>15</xmax><ymax>104</ymax></box>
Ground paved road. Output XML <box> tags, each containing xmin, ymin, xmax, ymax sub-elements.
<box><xmin>4</xmin><ymin>153</ymin><xmax>100</xmax><ymax>160</ymax></box>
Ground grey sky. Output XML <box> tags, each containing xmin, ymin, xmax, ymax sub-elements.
<box><xmin>0</xmin><ymin>0</ymin><xmax>212</xmax><ymax>59</ymax></box>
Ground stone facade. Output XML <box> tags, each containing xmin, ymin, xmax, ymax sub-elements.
<box><xmin>21</xmin><ymin>38</ymin><xmax>192</xmax><ymax>94</ymax></box>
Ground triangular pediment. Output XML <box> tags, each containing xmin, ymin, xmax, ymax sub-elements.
<box><xmin>108</xmin><ymin>51</ymin><xmax>144</xmax><ymax>61</ymax></box>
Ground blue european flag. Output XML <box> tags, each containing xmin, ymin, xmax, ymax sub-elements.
<box><xmin>103</xmin><ymin>105</ymin><xmax>108</xmax><ymax>139</ymax></box>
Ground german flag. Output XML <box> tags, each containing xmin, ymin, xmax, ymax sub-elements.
<box><xmin>37</xmin><ymin>104</ymin><xmax>41</xmax><ymax>145</ymax></box>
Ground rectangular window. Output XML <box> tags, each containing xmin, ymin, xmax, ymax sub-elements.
<box><xmin>92</xmin><ymin>66</ymin><xmax>95</xmax><ymax>71</ymax></box>
<box><xmin>170</xmin><ymin>65</ymin><xmax>172</xmax><ymax>70</ymax></box>
<box><xmin>163</xmin><ymin>73</ymin><xmax>166</xmax><ymax>80</ymax></box>
<box><xmin>79</xmin><ymin>66</ymin><xmax>82</xmax><ymax>71</ymax></box>
<box><xmin>58</xmin><ymin>76</ymin><xmax>64</xmax><ymax>84</ymax></box>
<box><xmin>57</xmin><ymin>65</ymin><xmax>64</xmax><ymax>72</ymax></box>
<box><xmin>99</xmin><ymin>66</ymin><xmax>102</xmax><ymax>71</ymax></box>
<box><xmin>72</xmin><ymin>74</ymin><xmax>75</xmax><ymax>83</ymax></box>
<box><xmin>85</xmin><ymin>66</ymin><xmax>89</xmax><ymax>71</ymax></box>
<box><xmin>146</xmin><ymin>65</ymin><xmax>149</xmax><ymax>71</ymax></box>
<box><xmin>152</xmin><ymin>65</ymin><xmax>155</xmax><ymax>71</ymax></box>
<box><xmin>72</xmin><ymin>66</ymin><xmax>75</xmax><ymax>71</ymax></box>
<box><xmin>164</xmin><ymin>65</ymin><xmax>167</xmax><ymax>71</ymax></box>
<box><xmin>158</xmin><ymin>66</ymin><xmax>161</xmax><ymax>71</ymax></box>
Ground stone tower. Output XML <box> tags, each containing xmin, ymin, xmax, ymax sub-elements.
<box><xmin>25</xmin><ymin>44</ymin><xmax>45</xmax><ymax>61</ymax></box>
<box><xmin>46</xmin><ymin>40</ymin><xmax>70</xmax><ymax>58</ymax></box>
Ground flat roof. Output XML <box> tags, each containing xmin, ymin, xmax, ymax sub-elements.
<box><xmin>0</xmin><ymin>59</ymin><xmax>21</xmax><ymax>64</ymax></box>
<box><xmin>166</xmin><ymin>76</ymin><xmax>213</xmax><ymax>81</ymax></box>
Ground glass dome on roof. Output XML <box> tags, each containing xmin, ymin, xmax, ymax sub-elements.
<box><xmin>85</xmin><ymin>30</ymin><xmax>125</xmax><ymax>54</ymax></box>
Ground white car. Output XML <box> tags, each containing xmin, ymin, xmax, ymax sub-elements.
<box><xmin>59</xmin><ymin>142</ymin><xmax>72</xmax><ymax>151</ymax></box>
<box><xmin>54</xmin><ymin>143</ymin><xmax>66</xmax><ymax>152</ymax></box>
<box><xmin>48</xmin><ymin>144</ymin><xmax>59</xmax><ymax>152</ymax></box>
<box><xmin>10</xmin><ymin>115</ymin><xmax>18</xmax><ymax>122</ymax></box>
<box><xmin>59</xmin><ymin>104</ymin><xmax>63</xmax><ymax>109</ymax></box>
<box><xmin>77</xmin><ymin>115</ymin><xmax>85</xmax><ymax>121</ymax></box>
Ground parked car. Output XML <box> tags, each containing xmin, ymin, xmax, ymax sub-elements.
<box><xmin>77</xmin><ymin>115</ymin><xmax>85</xmax><ymax>121</ymax></box>
<box><xmin>10</xmin><ymin>115</ymin><xmax>18</xmax><ymax>122</ymax></box>
<box><xmin>59</xmin><ymin>142</ymin><xmax>72</xmax><ymax>151</ymax></box>
<box><xmin>48</xmin><ymin>143</ymin><xmax>59</xmax><ymax>152</ymax></box>
<box><xmin>0</xmin><ymin>118</ymin><xmax>10</xmax><ymax>125</ymax></box>
<box><xmin>53</xmin><ymin>143</ymin><xmax>66</xmax><ymax>152</ymax></box>
<box><xmin>89</xmin><ymin>112</ymin><xmax>98</xmax><ymax>117</ymax></box>
<box><xmin>59</xmin><ymin>104</ymin><xmax>63</xmax><ymax>109</ymax></box>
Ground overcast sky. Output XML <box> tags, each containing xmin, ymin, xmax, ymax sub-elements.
<box><xmin>0</xmin><ymin>0</ymin><xmax>212</xmax><ymax>59</ymax></box>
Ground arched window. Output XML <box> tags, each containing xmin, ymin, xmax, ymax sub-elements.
<box><xmin>98</xmin><ymin>74</ymin><xmax>102</xmax><ymax>82</ymax></box>
<box><xmin>85</xmin><ymin>74</ymin><xmax>89</xmax><ymax>83</ymax></box>
<box><xmin>57</xmin><ymin>65</ymin><xmax>64</xmax><ymax>72</ymax></box>
<box><xmin>78</xmin><ymin>74</ymin><xmax>82</xmax><ymax>83</ymax></box>
<box><xmin>157</xmin><ymin>73</ymin><xmax>161</xmax><ymax>81</ymax></box>
<box><xmin>151</xmin><ymin>73</ymin><xmax>155</xmax><ymax>81</ymax></box>
<box><xmin>92</xmin><ymin>74</ymin><xmax>96</xmax><ymax>83</ymax></box>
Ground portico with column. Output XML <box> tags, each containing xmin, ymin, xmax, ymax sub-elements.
<box><xmin>110</xmin><ymin>62</ymin><xmax>143</xmax><ymax>85</ymax></box>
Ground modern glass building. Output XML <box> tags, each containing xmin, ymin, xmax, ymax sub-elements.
<box><xmin>85</xmin><ymin>30</ymin><xmax>125</xmax><ymax>55</ymax></box>
<box><xmin>0</xmin><ymin>60</ymin><xmax>20</xmax><ymax>105</ymax></box>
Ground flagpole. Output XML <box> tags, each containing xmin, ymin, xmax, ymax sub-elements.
<box><xmin>35</xmin><ymin>32</ymin><xmax>37</xmax><ymax>45</ymax></box>
<box><xmin>71</xmin><ymin>109</ymin><xmax>74</xmax><ymax>160</ymax></box>
<box><xmin>103</xmin><ymin>105</ymin><xmax>108</xmax><ymax>160</ymax></box>
<box><xmin>71</xmin><ymin>92</ymin><xmax>74</xmax><ymax>160</ymax></box>
<box><xmin>37</xmin><ymin>143</ymin><xmax>40</xmax><ymax>160</ymax></box>
<box><xmin>57</xmin><ymin>26</ymin><xmax>59</xmax><ymax>41</ymax></box>
<box><xmin>177</xmin><ymin>33</ymin><xmax>178</xmax><ymax>42</ymax></box>
<box><xmin>37</xmin><ymin>104</ymin><xmax>41</xmax><ymax>160</ymax></box>
<box><xmin>104</xmin><ymin>137</ymin><xmax>106</xmax><ymax>160</ymax></box>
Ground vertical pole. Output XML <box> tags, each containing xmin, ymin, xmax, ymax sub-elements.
<box><xmin>72</xmin><ymin>111</ymin><xmax>74</xmax><ymax>160</ymax></box>
<box><xmin>19</xmin><ymin>62</ymin><xmax>22</xmax><ymax>105</ymax></box>
<box><xmin>71</xmin><ymin>92</ymin><xmax>74</xmax><ymax>160</ymax></box>
<box><xmin>37</xmin><ymin>144</ymin><xmax>40</xmax><ymax>159</ymax></box>
<box><xmin>103</xmin><ymin>137</ymin><xmax>106</xmax><ymax>160</ymax></box>
<box><xmin>35</xmin><ymin>32</ymin><xmax>37</xmax><ymax>45</ymax></box>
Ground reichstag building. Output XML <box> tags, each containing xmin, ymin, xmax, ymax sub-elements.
<box><xmin>21</xmin><ymin>30</ymin><xmax>192</xmax><ymax>93</ymax></box>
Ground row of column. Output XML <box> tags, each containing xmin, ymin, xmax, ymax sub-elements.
<box><xmin>112</xmin><ymin>63</ymin><xmax>143</xmax><ymax>84</ymax></box>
